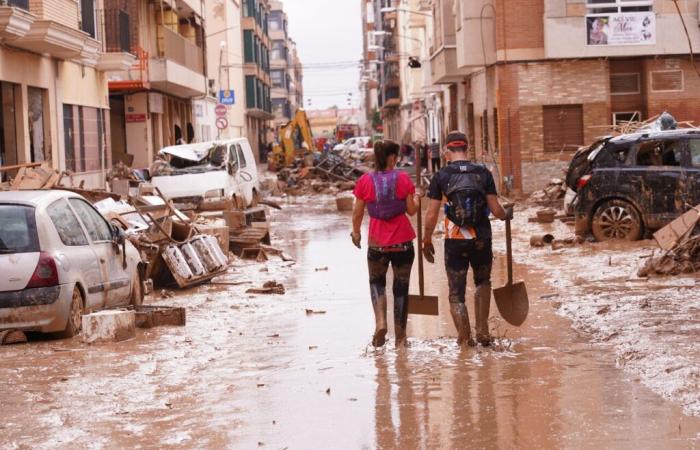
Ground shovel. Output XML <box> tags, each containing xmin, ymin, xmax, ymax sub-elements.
<box><xmin>408</xmin><ymin>153</ymin><xmax>439</xmax><ymax>316</ymax></box>
<box><xmin>494</xmin><ymin>218</ymin><xmax>529</xmax><ymax>326</ymax></box>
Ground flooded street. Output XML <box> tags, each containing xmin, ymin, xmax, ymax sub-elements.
<box><xmin>2</xmin><ymin>198</ymin><xmax>700</xmax><ymax>449</ymax></box>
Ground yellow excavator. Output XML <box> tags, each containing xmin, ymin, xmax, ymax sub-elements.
<box><xmin>268</xmin><ymin>109</ymin><xmax>315</xmax><ymax>170</ymax></box>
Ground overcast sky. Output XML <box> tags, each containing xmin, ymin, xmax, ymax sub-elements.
<box><xmin>281</xmin><ymin>0</ymin><xmax>362</xmax><ymax>110</ymax></box>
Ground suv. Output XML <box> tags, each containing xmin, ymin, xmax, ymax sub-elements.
<box><xmin>568</xmin><ymin>129</ymin><xmax>700</xmax><ymax>241</ymax></box>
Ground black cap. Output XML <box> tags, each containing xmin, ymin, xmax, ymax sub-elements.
<box><xmin>445</xmin><ymin>131</ymin><xmax>468</xmax><ymax>151</ymax></box>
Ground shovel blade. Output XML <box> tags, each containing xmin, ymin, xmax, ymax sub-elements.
<box><xmin>493</xmin><ymin>281</ymin><xmax>529</xmax><ymax>326</ymax></box>
<box><xmin>408</xmin><ymin>295</ymin><xmax>439</xmax><ymax>316</ymax></box>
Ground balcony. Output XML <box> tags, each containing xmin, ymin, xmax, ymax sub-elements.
<box><xmin>12</xmin><ymin>20</ymin><xmax>88</xmax><ymax>59</ymax></box>
<box><xmin>382</xmin><ymin>86</ymin><xmax>400</xmax><ymax>109</ymax></box>
<box><xmin>0</xmin><ymin>5</ymin><xmax>35</xmax><ymax>41</ymax></box>
<box><xmin>430</xmin><ymin>45</ymin><xmax>469</xmax><ymax>85</ymax></box>
<box><xmin>96</xmin><ymin>8</ymin><xmax>135</xmax><ymax>71</ymax></box>
<box><xmin>149</xmin><ymin>26</ymin><xmax>205</xmax><ymax>97</ymax></box>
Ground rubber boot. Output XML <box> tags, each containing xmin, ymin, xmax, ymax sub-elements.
<box><xmin>449</xmin><ymin>303</ymin><xmax>475</xmax><ymax>348</ymax></box>
<box><xmin>372</xmin><ymin>296</ymin><xmax>388</xmax><ymax>347</ymax></box>
<box><xmin>475</xmin><ymin>284</ymin><xmax>493</xmax><ymax>346</ymax></box>
<box><xmin>394</xmin><ymin>295</ymin><xmax>409</xmax><ymax>348</ymax></box>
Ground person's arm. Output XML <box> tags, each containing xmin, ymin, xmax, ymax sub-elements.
<box><xmin>487</xmin><ymin>195</ymin><xmax>508</xmax><ymax>220</ymax></box>
<box><xmin>423</xmin><ymin>198</ymin><xmax>441</xmax><ymax>239</ymax></box>
<box><xmin>352</xmin><ymin>198</ymin><xmax>365</xmax><ymax>244</ymax></box>
<box><xmin>405</xmin><ymin>194</ymin><xmax>418</xmax><ymax>216</ymax></box>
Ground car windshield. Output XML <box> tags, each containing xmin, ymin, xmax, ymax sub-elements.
<box><xmin>0</xmin><ymin>204</ymin><xmax>40</xmax><ymax>254</ymax></box>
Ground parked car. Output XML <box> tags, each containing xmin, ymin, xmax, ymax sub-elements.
<box><xmin>333</xmin><ymin>136</ymin><xmax>371</xmax><ymax>153</ymax></box>
<box><xmin>0</xmin><ymin>190</ymin><xmax>144</xmax><ymax>337</ymax></box>
<box><xmin>567</xmin><ymin>129</ymin><xmax>700</xmax><ymax>241</ymax></box>
<box><xmin>149</xmin><ymin>138</ymin><xmax>260</xmax><ymax>210</ymax></box>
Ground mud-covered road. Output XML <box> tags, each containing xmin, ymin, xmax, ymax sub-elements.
<box><xmin>2</xmin><ymin>197</ymin><xmax>699</xmax><ymax>449</ymax></box>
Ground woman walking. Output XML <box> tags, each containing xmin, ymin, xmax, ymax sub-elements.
<box><xmin>352</xmin><ymin>140</ymin><xmax>420</xmax><ymax>347</ymax></box>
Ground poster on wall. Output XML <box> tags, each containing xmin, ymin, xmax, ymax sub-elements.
<box><xmin>586</xmin><ymin>12</ymin><xmax>655</xmax><ymax>46</ymax></box>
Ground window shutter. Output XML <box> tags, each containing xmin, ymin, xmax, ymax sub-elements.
<box><xmin>543</xmin><ymin>105</ymin><xmax>584</xmax><ymax>152</ymax></box>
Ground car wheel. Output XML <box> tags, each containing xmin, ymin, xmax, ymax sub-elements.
<box><xmin>60</xmin><ymin>287</ymin><xmax>84</xmax><ymax>338</ymax></box>
<box><xmin>591</xmin><ymin>199</ymin><xmax>642</xmax><ymax>241</ymax></box>
<box><xmin>130</xmin><ymin>272</ymin><xmax>144</xmax><ymax>307</ymax></box>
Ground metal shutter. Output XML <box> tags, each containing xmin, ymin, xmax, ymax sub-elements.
<box><xmin>542</xmin><ymin>105</ymin><xmax>584</xmax><ymax>153</ymax></box>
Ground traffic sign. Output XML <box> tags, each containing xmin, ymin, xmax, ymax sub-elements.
<box><xmin>218</xmin><ymin>89</ymin><xmax>235</xmax><ymax>105</ymax></box>
<box><xmin>215</xmin><ymin>103</ymin><xmax>227</xmax><ymax>117</ymax></box>
<box><xmin>216</xmin><ymin>117</ymin><xmax>228</xmax><ymax>130</ymax></box>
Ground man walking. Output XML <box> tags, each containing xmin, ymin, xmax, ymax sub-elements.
<box><xmin>429</xmin><ymin>138</ymin><xmax>441</xmax><ymax>173</ymax></box>
<box><xmin>421</xmin><ymin>131</ymin><xmax>513</xmax><ymax>348</ymax></box>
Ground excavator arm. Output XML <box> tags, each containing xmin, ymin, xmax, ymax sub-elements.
<box><xmin>269</xmin><ymin>109</ymin><xmax>316</xmax><ymax>169</ymax></box>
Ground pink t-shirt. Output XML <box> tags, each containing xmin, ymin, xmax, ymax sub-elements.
<box><xmin>353</xmin><ymin>171</ymin><xmax>416</xmax><ymax>247</ymax></box>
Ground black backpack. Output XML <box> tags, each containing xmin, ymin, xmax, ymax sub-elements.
<box><xmin>442</xmin><ymin>164</ymin><xmax>488</xmax><ymax>228</ymax></box>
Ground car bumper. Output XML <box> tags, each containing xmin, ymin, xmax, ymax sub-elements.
<box><xmin>0</xmin><ymin>284</ymin><xmax>71</xmax><ymax>333</ymax></box>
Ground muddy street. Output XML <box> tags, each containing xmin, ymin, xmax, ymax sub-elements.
<box><xmin>2</xmin><ymin>198</ymin><xmax>700</xmax><ymax>449</ymax></box>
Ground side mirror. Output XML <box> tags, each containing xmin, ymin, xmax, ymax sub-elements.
<box><xmin>111</xmin><ymin>224</ymin><xmax>126</xmax><ymax>246</ymax></box>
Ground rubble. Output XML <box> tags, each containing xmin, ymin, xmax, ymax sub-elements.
<box><xmin>272</xmin><ymin>153</ymin><xmax>370</xmax><ymax>196</ymax></box>
<box><xmin>528</xmin><ymin>178</ymin><xmax>566</xmax><ymax>205</ymax></box>
<box><xmin>639</xmin><ymin>207</ymin><xmax>700</xmax><ymax>277</ymax></box>
<box><xmin>81</xmin><ymin>310</ymin><xmax>136</xmax><ymax>344</ymax></box>
<box><xmin>246</xmin><ymin>281</ymin><xmax>285</xmax><ymax>295</ymax></box>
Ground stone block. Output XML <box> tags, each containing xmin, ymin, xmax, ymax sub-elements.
<box><xmin>82</xmin><ymin>310</ymin><xmax>136</xmax><ymax>344</ymax></box>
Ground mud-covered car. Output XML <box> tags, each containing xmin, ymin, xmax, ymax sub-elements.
<box><xmin>0</xmin><ymin>190</ymin><xmax>144</xmax><ymax>337</ymax></box>
<box><xmin>568</xmin><ymin>129</ymin><xmax>700</xmax><ymax>241</ymax></box>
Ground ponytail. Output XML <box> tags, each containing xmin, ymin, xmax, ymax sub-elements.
<box><xmin>373</xmin><ymin>139</ymin><xmax>400</xmax><ymax>171</ymax></box>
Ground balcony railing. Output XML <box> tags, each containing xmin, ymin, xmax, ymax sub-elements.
<box><xmin>157</xmin><ymin>26</ymin><xmax>203</xmax><ymax>73</ymax></box>
<box><xmin>6</xmin><ymin>0</ymin><xmax>29</xmax><ymax>11</ymax></box>
<box><xmin>98</xmin><ymin>8</ymin><xmax>131</xmax><ymax>53</ymax></box>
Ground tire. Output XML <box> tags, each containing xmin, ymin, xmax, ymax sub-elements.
<box><xmin>130</xmin><ymin>271</ymin><xmax>144</xmax><ymax>307</ymax></box>
<box><xmin>591</xmin><ymin>199</ymin><xmax>642</xmax><ymax>242</ymax></box>
<box><xmin>60</xmin><ymin>287</ymin><xmax>84</xmax><ymax>338</ymax></box>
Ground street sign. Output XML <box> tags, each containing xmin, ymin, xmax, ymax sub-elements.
<box><xmin>215</xmin><ymin>104</ymin><xmax>227</xmax><ymax>117</ymax></box>
<box><xmin>218</xmin><ymin>89</ymin><xmax>235</xmax><ymax>105</ymax></box>
<box><xmin>216</xmin><ymin>117</ymin><xmax>228</xmax><ymax>130</ymax></box>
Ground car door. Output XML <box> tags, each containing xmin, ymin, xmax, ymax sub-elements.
<box><xmin>68</xmin><ymin>198</ymin><xmax>131</xmax><ymax>307</ymax></box>
<box><xmin>630</xmin><ymin>138</ymin><xmax>689</xmax><ymax>228</ymax></box>
<box><xmin>688</xmin><ymin>137</ymin><xmax>700</xmax><ymax>206</ymax></box>
<box><xmin>233</xmin><ymin>142</ymin><xmax>256</xmax><ymax>206</ymax></box>
<box><xmin>45</xmin><ymin>199</ymin><xmax>105</xmax><ymax>311</ymax></box>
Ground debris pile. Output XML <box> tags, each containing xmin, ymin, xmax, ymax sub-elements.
<box><xmin>528</xmin><ymin>179</ymin><xmax>566</xmax><ymax>205</ymax></box>
<box><xmin>639</xmin><ymin>205</ymin><xmax>700</xmax><ymax>277</ymax></box>
<box><xmin>272</xmin><ymin>154</ymin><xmax>370</xmax><ymax>196</ymax></box>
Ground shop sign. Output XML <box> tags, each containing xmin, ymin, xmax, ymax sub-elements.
<box><xmin>586</xmin><ymin>12</ymin><xmax>655</xmax><ymax>46</ymax></box>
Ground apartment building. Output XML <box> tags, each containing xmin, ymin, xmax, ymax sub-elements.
<box><xmin>268</xmin><ymin>1</ymin><xmax>303</xmax><ymax>129</ymax></box>
<box><xmin>430</xmin><ymin>0</ymin><xmax>700</xmax><ymax>192</ymax></box>
<box><xmin>0</xmin><ymin>0</ymin><xmax>128</xmax><ymax>187</ymax></box>
<box><xmin>205</xmin><ymin>0</ymin><xmax>246</xmax><ymax>139</ymax></box>
<box><xmin>242</xmin><ymin>0</ymin><xmax>273</xmax><ymax>162</ymax></box>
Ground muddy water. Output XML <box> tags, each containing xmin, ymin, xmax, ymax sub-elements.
<box><xmin>1</xmin><ymin>198</ymin><xmax>699</xmax><ymax>449</ymax></box>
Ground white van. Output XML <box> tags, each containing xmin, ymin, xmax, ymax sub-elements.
<box><xmin>150</xmin><ymin>138</ymin><xmax>260</xmax><ymax>209</ymax></box>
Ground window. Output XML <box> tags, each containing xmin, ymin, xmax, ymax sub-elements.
<box><xmin>27</xmin><ymin>87</ymin><xmax>48</xmax><ymax>163</ymax></box>
<box><xmin>635</xmin><ymin>140</ymin><xmax>684</xmax><ymax>167</ymax></box>
<box><xmin>245</xmin><ymin>76</ymin><xmax>256</xmax><ymax>109</ymax></box>
<box><xmin>243</xmin><ymin>31</ymin><xmax>255</xmax><ymax>63</ymax></box>
<box><xmin>651</xmin><ymin>70</ymin><xmax>684</xmax><ymax>92</ymax></box>
<box><xmin>228</xmin><ymin>144</ymin><xmax>239</xmax><ymax>171</ymax></box>
<box><xmin>243</xmin><ymin>0</ymin><xmax>255</xmax><ymax>18</ymax></box>
<box><xmin>236</xmin><ymin>145</ymin><xmax>247</xmax><ymax>169</ymax></box>
<box><xmin>0</xmin><ymin>205</ymin><xmax>39</xmax><ymax>254</ymax></box>
<box><xmin>69</xmin><ymin>199</ymin><xmax>111</xmax><ymax>242</ymax></box>
<box><xmin>63</xmin><ymin>105</ymin><xmax>109</xmax><ymax>173</ymax></box>
<box><xmin>613</xmin><ymin>111</ymin><xmax>641</xmax><ymax>125</ymax></box>
<box><xmin>47</xmin><ymin>200</ymin><xmax>89</xmax><ymax>246</ymax></box>
<box><xmin>268</xmin><ymin>11</ymin><xmax>283</xmax><ymax>31</ymax></box>
<box><xmin>586</xmin><ymin>0</ymin><xmax>652</xmax><ymax>14</ymax></box>
<box><xmin>271</xmin><ymin>40</ymin><xmax>285</xmax><ymax>61</ymax></box>
<box><xmin>271</xmin><ymin>70</ymin><xmax>284</xmax><ymax>88</ymax></box>
<box><xmin>543</xmin><ymin>105</ymin><xmax>584</xmax><ymax>152</ymax></box>
<box><xmin>80</xmin><ymin>0</ymin><xmax>96</xmax><ymax>38</ymax></box>
<box><xmin>610</xmin><ymin>73</ymin><xmax>640</xmax><ymax>95</ymax></box>
<box><xmin>690</xmin><ymin>139</ymin><xmax>700</xmax><ymax>167</ymax></box>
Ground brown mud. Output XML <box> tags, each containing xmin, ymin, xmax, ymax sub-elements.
<box><xmin>1</xmin><ymin>197</ymin><xmax>699</xmax><ymax>449</ymax></box>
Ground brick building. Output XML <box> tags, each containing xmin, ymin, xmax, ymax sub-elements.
<box><xmin>411</xmin><ymin>0</ymin><xmax>700</xmax><ymax>192</ymax></box>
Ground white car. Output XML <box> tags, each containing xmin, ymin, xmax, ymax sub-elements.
<box><xmin>0</xmin><ymin>190</ymin><xmax>144</xmax><ymax>337</ymax></box>
<box><xmin>333</xmin><ymin>136</ymin><xmax>371</xmax><ymax>153</ymax></box>
<box><xmin>151</xmin><ymin>138</ymin><xmax>261</xmax><ymax>209</ymax></box>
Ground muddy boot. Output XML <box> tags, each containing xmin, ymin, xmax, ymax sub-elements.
<box><xmin>394</xmin><ymin>296</ymin><xmax>409</xmax><ymax>347</ymax></box>
<box><xmin>475</xmin><ymin>284</ymin><xmax>493</xmax><ymax>346</ymax></box>
<box><xmin>449</xmin><ymin>303</ymin><xmax>475</xmax><ymax>348</ymax></box>
<box><xmin>372</xmin><ymin>296</ymin><xmax>388</xmax><ymax>347</ymax></box>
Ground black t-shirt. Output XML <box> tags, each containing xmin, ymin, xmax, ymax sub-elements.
<box><xmin>427</xmin><ymin>160</ymin><xmax>498</xmax><ymax>239</ymax></box>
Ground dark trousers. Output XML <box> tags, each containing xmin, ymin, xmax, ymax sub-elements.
<box><xmin>431</xmin><ymin>157</ymin><xmax>441</xmax><ymax>173</ymax></box>
<box><xmin>367</xmin><ymin>244</ymin><xmax>415</xmax><ymax>328</ymax></box>
<box><xmin>444</xmin><ymin>239</ymin><xmax>493</xmax><ymax>304</ymax></box>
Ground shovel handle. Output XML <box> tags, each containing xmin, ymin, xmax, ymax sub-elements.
<box><xmin>505</xmin><ymin>218</ymin><xmax>513</xmax><ymax>285</ymax></box>
<box><xmin>416</xmin><ymin>153</ymin><xmax>425</xmax><ymax>298</ymax></box>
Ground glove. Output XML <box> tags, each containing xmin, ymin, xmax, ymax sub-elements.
<box><xmin>351</xmin><ymin>232</ymin><xmax>362</xmax><ymax>249</ymax></box>
<box><xmin>422</xmin><ymin>240</ymin><xmax>435</xmax><ymax>263</ymax></box>
<box><xmin>503</xmin><ymin>203</ymin><xmax>514</xmax><ymax>221</ymax></box>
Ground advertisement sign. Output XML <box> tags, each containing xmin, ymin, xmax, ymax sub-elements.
<box><xmin>125</xmin><ymin>113</ymin><xmax>147</xmax><ymax>123</ymax></box>
<box><xmin>586</xmin><ymin>12</ymin><xmax>655</xmax><ymax>46</ymax></box>
<box><xmin>218</xmin><ymin>89</ymin><xmax>235</xmax><ymax>105</ymax></box>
